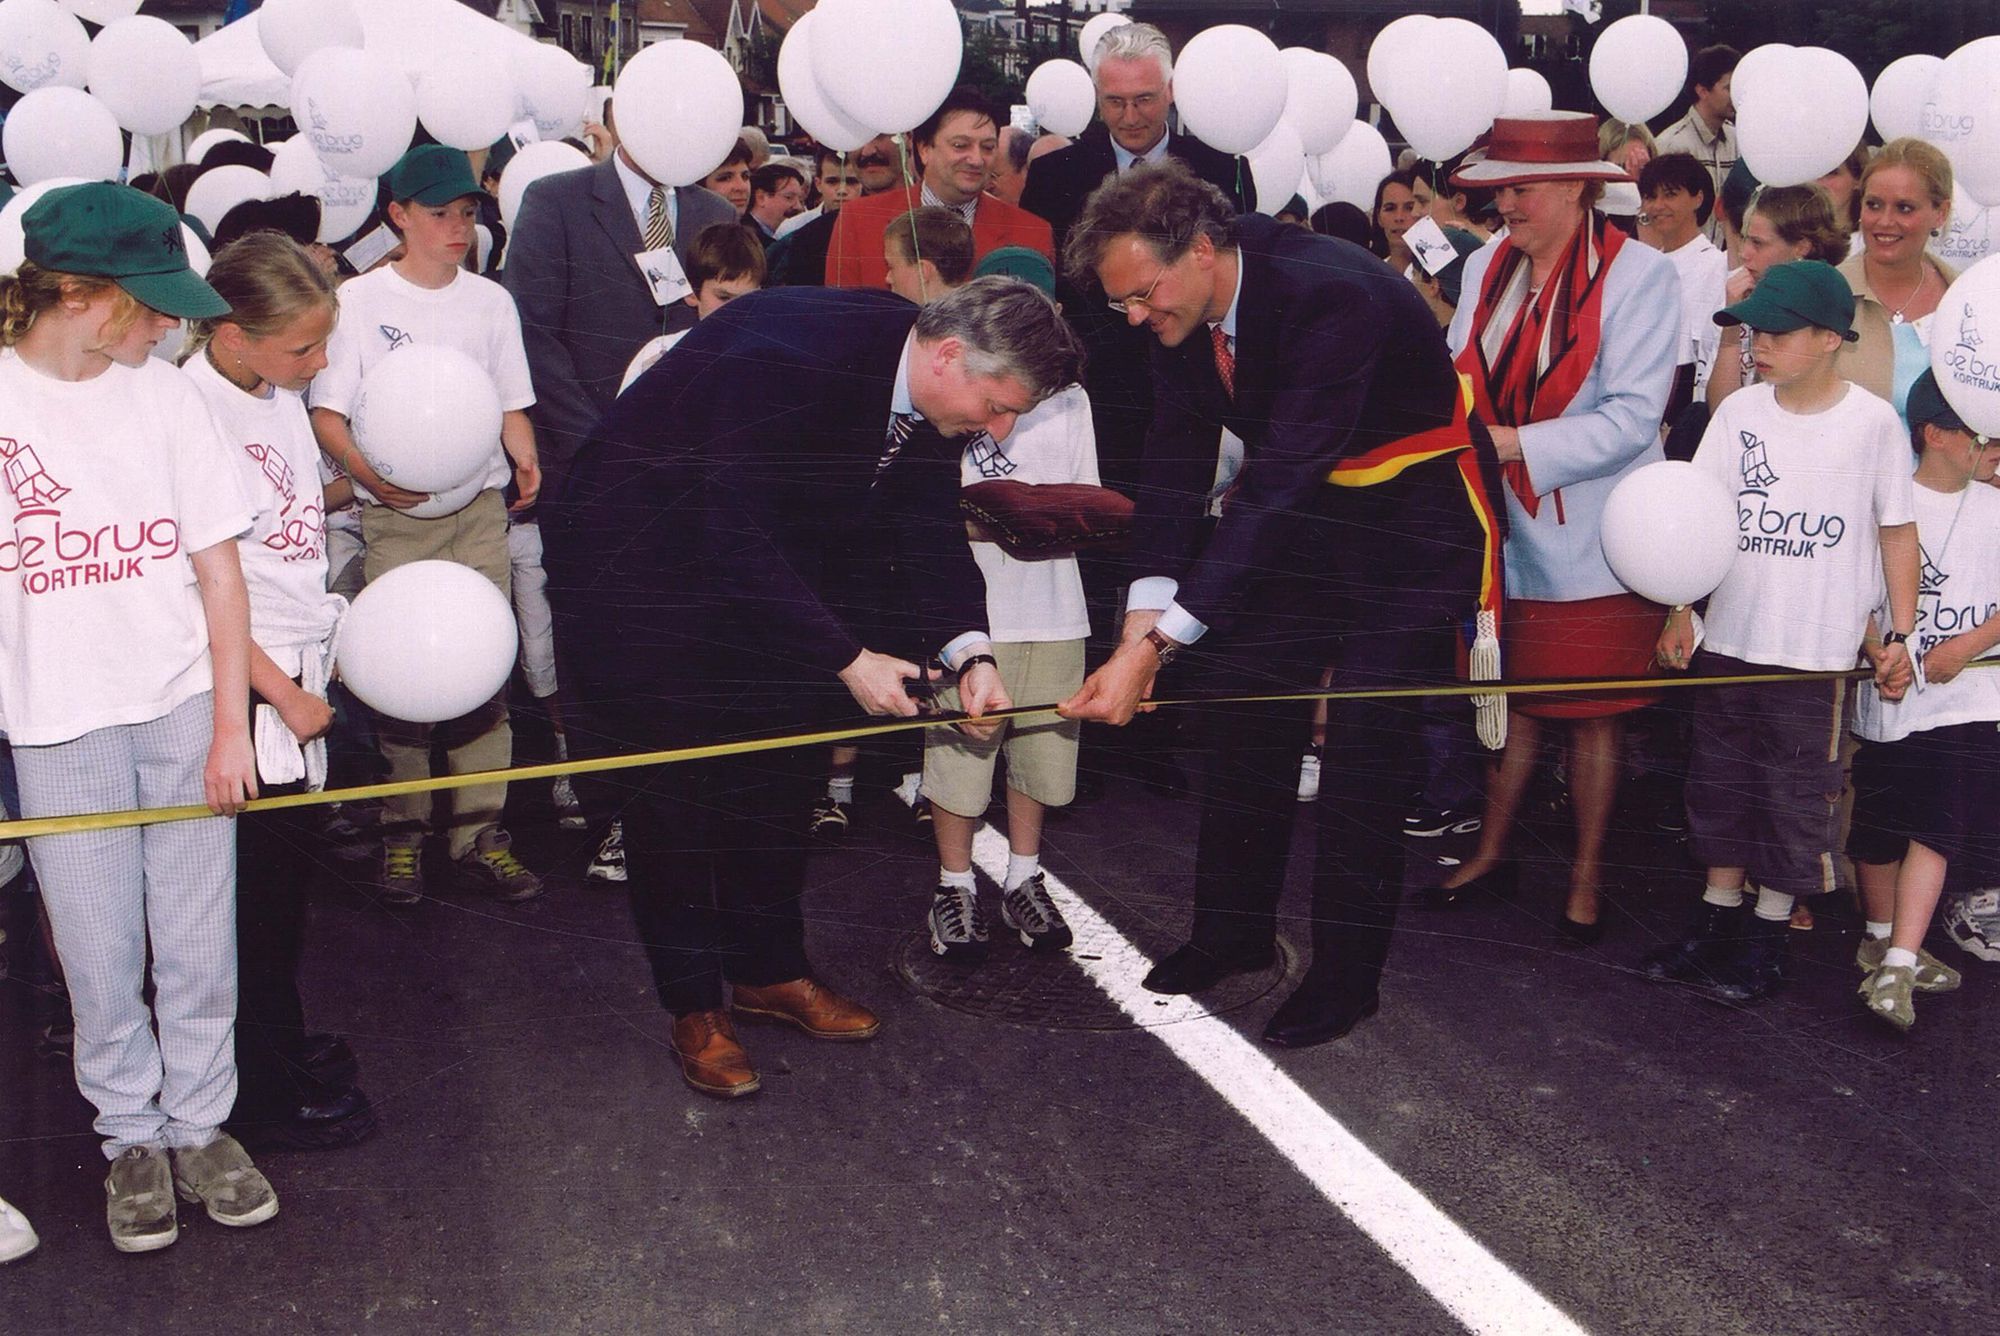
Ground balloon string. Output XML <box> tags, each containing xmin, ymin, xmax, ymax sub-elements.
<box><xmin>0</xmin><ymin>659</ymin><xmax>1975</xmax><ymax>842</ymax></box>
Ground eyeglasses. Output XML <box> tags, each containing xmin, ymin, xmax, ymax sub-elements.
<box><xmin>1107</xmin><ymin>264</ymin><xmax>1168</xmax><ymax>315</ymax></box>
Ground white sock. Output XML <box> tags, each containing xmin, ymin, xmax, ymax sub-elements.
<box><xmin>938</xmin><ymin>866</ymin><xmax>976</xmax><ymax>893</ymax></box>
<box><xmin>1865</xmin><ymin>921</ymin><xmax>1892</xmax><ymax>940</ymax></box>
<box><xmin>827</xmin><ymin>776</ymin><xmax>855</xmax><ymax>804</ymax></box>
<box><xmin>1754</xmin><ymin>886</ymin><xmax>1796</xmax><ymax>922</ymax></box>
<box><xmin>1005</xmin><ymin>852</ymin><xmax>1040</xmax><ymax>889</ymax></box>
<box><xmin>1702</xmin><ymin>885</ymin><xmax>1746</xmax><ymax>909</ymax></box>
<box><xmin>1882</xmin><ymin>946</ymin><xmax>1919</xmax><ymax>971</ymax></box>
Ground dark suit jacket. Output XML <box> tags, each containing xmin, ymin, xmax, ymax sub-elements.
<box><xmin>1020</xmin><ymin>125</ymin><xmax>1254</xmax><ymax>488</ymax></box>
<box><xmin>502</xmin><ymin>158</ymin><xmax>737</xmax><ymax>506</ymax></box>
<box><xmin>765</xmin><ymin>209</ymin><xmax>837</xmax><ymax>287</ymax></box>
<box><xmin>1137</xmin><ymin>215</ymin><xmax>1476</xmax><ymax>650</ymax></box>
<box><xmin>542</xmin><ymin>288</ymin><xmax>989</xmax><ymax>736</ymax></box>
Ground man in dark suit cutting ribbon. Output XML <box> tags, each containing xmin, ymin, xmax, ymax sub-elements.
<box><xmin>1061</xmin><ymin>161</ymin><xmax>1503</xmax><ymax>1049</ymax></box>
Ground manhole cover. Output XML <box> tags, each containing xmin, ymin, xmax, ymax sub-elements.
<box><xmin>893</xmin><ymin>926</ymin><xmax>1298</xmax><ymax>1032</ymax></box>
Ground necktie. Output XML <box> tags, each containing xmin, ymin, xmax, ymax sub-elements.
<box><xmin>1210</xmin><ymin>324</ymin><xmax>1236</xmax><ymax>401</ymax></box>
<box><xmin>644</xmin><ymin>185</ymin><xmax>674</xmax><ymax>252</ymax></box>
<box><xmin>876</xmin><ymin>411</ymin><xmax>921</xmax><ymax>484</ymax></box>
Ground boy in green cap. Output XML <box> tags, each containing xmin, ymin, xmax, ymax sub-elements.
<box><xmin>1646</xmin><ymin>259</ymin><xmax>1920</xmax><ymax>1002</ymax></box>
<box><xmin>309</xmin><ymin>145</ymin><xmax>546</xmax><ymax>904</ymax></box>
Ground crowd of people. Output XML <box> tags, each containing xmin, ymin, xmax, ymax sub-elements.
<box><xmin>1</xmin><ymin>24</ymin><xmax>1996</xmax><ymax>1265</ymax></box>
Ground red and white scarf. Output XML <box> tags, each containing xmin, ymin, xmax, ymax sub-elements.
<box><xmin>1457</xmin><ymin>212</ymin><xmax>1626</xmax><ymax>521</ymax></box>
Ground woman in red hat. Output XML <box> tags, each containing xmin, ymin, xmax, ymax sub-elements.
<box><xmin>1430</xmin><ymin>113</ymin><xmax>1682</xmax><ymax>943</ymax></box>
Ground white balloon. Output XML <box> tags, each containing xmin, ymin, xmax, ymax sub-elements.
<box><xmin>257</xmin><ymin>0</ymin><xmax>362</xmax><ymax>79</ymax></box>
<box><xmin>1600</xmin><ymin>462</ymin><xmax>1738</xmax><ymax>607</ymax></box>
<box><xmin>183</xmin><ymin>165</ymin><xmax>272</xmax><ymax>235</ymax></box>
<box><xmin>1934</xmin><ymin>184</ymin><xmax>1996</xmax><ymax>270</ymax></box>
<box><xmin>2</xmin><ymin>86</ymin><xmax>120</xmax><ymax>185</ymax></box>
<box><xmin>1025</xmin><ymin>59</ymin><xmax>1095</xmax><ymax>139</ymax></box>
<box><xmin>1931</xmin><ymin>255</ymin><xmax>2000</xmax><ymax>437</ymax></box>
<box><xmin>1308</xmin><ymin>120</ymin><xmax>1390</xmax><ymax>211</ymax></box>
<box><xmin>336</xmin><ymin>560</ymin><xmax>517</xmax><ymax>725</ymax></box>
<box><xmin>812</xmin><ymin>0</ymin><xmax>963</xmax><ymax>135</ymax></box>
<box><xmin>1588</xmin><ymin>14</ymin><xmax>1687</xmax><ymax>124</ymax></box>
<box><xmin>776</xmin><ymin>11</ymin><xmax>873</xmax><ymax>153</ymax></box>
<box><xmin>150</xmin><ymin>320</ymin><xmax>186</xmax><ymax>364</ymax></box>
<box><xmin>1247</xmin><ymin>121</ymin><xmax>1305</xmax><ymax>218</ymax></box>
<box><xmin>1280</xmin><ymin>48</ymin><xmax>1357</xmax><ymax>157</ymax></box>
<box><xmin>86</xmin><ymin>15</ymin><xmax>199</xmax><ymax>136</ymax></box>
<box><xmin>350</xmin><ymin>344</ymin><xmax>502</xmax><ymax>494</ymax></box>
<box><xmin>186</xmin><ymin>127</ymin><xmax>250</xmax><ymax>166</ymax></box>
<box><xmin>1927</xmin><ymin>37</ymin><xmax>2000</xmax><ymax>208</ymax></box>
<box><xmin>0</xmin><ymin>174</ymin><xmax>82</xmax><ymax>272</ymax></box>
<box><xmin>182</xmin><ymin>223</ymin><xmax>209</xmax><ymax>278</ymax></box>
<box><xmin>1365</xmin><ymin>14</ymin><xmax>1436</xmax><ymax>115</ymax></box>
<box><xmin>1736</xmin><ymin>47</ymin><xmax>1868</xmax><ymax>188</ymax></box>
<box><xmin>510</xmin><ymin>41</ymin><xmax>591</xmax><ymax>141</ymax></box>
<box><xmin>1385</xmin><ymin>20</ymin><xmax>1506</xmax><ymax>163</ymax></box>
<box><xmin>291</xmin><ymin>46</ymin><xmax>418</xmax><ymax>182</ymax></box>
<box><xmin>416</xmin><ymin>53</ymin><xmax>518</xmax><ymax>152</ymax></box>
<box><xmin>268</xmin><ymin>135</ymin><xmax>377</xmax><ymax>244</ymax></box>
<box><xmin>57</xmin><ymin>0</ymin><xmax>139</xmax><ymax>22</ymax></box>
<box><xmin>1729</xmin><ymin>43</ymin><xmax>1796</xmax><ymax>115</ymax></box>
<box><xmin>1871</xmin><ymin>53</ymin><xmax>1944</xmax><ymax>144</ymax></box>
<box><xmin>1078</xmin><ymin>12</ymin><xmax>1131</xmax><ymax>72</ymax></box>
<box><xmin>614</xmin><ymin>39</ymin><xmax>744</xmax><ymax>189</ymax></box>
<box><xmin>0</xmin><ymin>0</ymin><xmax>89</xmax><ymax>94</ymax></box>
<box><xmin>496</xmin><ymin>139</ymin><xmax>588</xmax><ymax>230</ymax></box>
<box><xmin>1174</xmin><ymin>25</ymin><xmax>1287</xmax><ymax>156</ymax></box>
<box><xmin>1501</xmin><ymin>68</ymin><xmax>1553</xmax><ymax>118</ymax></box>
<box><xmin>405</xmin><ymin>476</ymin><xmax>486</xmax><ymax>521</ymax></box>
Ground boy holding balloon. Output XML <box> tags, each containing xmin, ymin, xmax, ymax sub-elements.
<box><xmin>1647</xmin><ymin>260</ymin><xmax>1918</xmax><ymax>1003</ymax></box>
<box><xmin>309</xmin><ymin>146</ymin><xmax>546</xmax><ymax>906</ymax></box>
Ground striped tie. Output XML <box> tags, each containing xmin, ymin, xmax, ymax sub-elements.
<box><xmin>875</xmin><ymin>411</ymin><xmax>920</xmax><ymax>484</ymax></box>
<box><xmin>644</xmin><ymin>185</ymin><xmax>674</xmax><ymax>252</ymax></box>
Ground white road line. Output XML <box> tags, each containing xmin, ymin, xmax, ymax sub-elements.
<box><xmin>964</xmin><ymin>820</ymin><xmax>1588</xmax><ymax>1336</ymax></box>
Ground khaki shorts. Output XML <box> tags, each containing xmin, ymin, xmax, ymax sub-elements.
<box><xmin>922</xmin><ymin>639</ymin><xmax>1085</xmax><ymax>818</ymax></box>
<box><xmin>360</xmin><ymin>488</ymin><xmax>512</xmax><ymax>598</ymax></box>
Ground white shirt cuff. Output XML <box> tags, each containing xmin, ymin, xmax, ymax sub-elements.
<box><xmin>1154</xmin><ymin>602</ymin><xmax>1208</xmax><ymax>646</ymax></box>
<box><xmin>1126</xmin><ymin>576</ymin><xmax>1178</xmax><ymax>612</ymax></box>
<box><xmin>941</xmin><ymin>633</ymin><xmax>991</xmax><ymax>670</ymax></box>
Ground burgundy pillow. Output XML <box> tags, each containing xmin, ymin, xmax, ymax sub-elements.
<box><xmin>959</xmin><ymin>481</ymin><xmax>1135</xmax><ymax>559</ymax></box>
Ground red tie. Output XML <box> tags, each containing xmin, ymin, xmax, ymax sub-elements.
<box><xmin>1210</xmin><ymin>324</ymin><xmax>1235</xmax><ymax>401</ymax></box>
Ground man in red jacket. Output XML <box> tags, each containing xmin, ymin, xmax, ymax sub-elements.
<box><xmin>826</xmin><ymin>86</ymin><xmax>1054</xmax><ymax>290</ymax></box>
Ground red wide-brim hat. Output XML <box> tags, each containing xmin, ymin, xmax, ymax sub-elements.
<box><xmin>1450</xmin><ymin>112</ymin><xmax>1631</xmax><ymax>188</ymax></box>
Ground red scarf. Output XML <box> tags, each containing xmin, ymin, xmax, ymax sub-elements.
<box><xmin>1456</xmin><ymin>212</ymin><xmax>1625</xmax><ymax>520</ymax></box>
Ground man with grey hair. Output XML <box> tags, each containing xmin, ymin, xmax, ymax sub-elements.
<box><xmin>544</xmin><ymin>279</ymin><xmax>1083</xmax><ymax>1101</ymax></box>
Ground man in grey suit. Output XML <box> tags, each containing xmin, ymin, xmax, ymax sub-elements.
<box><xmin>503</xmin><ymin>100</ymin><xmax>738</xmax><ymax>507</ymax></box>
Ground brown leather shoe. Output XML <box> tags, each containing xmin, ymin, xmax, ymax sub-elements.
<box><xmin>669</xmin><ymin>1010</ymin><xmax>760</xmax><ymax>1098</ymax></box>
<box><xmin>731</xmin><ymin>977</ymin><xmax>881</xmax><ymax>1041</ymax></box>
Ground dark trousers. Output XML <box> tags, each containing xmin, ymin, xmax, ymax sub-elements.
<box><xmin>233</xmin><ymin>783</ymin><xmax>321</xmax><ymax>1115</ymax></box>
<box><xmin>618</xmin><ymin>735</ymin><xmax>821</xmax><ymax>1015</ymax></box>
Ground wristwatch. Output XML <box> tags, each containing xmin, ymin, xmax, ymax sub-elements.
<box><xmin>1882</xmin><ymin>631</ymin><xmax>1910</xmax><ymax>648</ymax></box>
<box><xmin>1143</xmin><ymin>627</ymin><xmax>1182</xmax><ymax>667</ymax></box>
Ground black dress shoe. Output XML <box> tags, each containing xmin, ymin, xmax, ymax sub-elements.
<box><xmin>1142</xmin><ymin>942</ymin><xmax>1276</xmax><ymax>995</ymax></box>
<box><xmin>228</xmin><ymin>1085</ymin><xmax>378</xmax><ymax>1153</ymax></box>
<box><xmin>1556</xmin><ymin>914</ymin><xmax>1606</xmax><ymax>946</ymax></box>
<box><xmin>1418</xmin><ymin>859</ymin><xmax>1518</xmax><ymax>912</ymax></box>
<box><xmin>296</xmin><ymin>1032</ymin><xmax>358</xmax><ymax>1091</ymax></box>
<box><xmin>1262</xmin><ymin>986</ymin><xmax>1380</xmax><ymax>1048</ymax></box>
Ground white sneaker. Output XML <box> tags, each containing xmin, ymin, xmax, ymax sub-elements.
<box><xmin>551</xmin><ymin>775</ymin><xmax>587</xmax><ymax>830</ymax></box>
<box><xmin>0</xmin><ymin>1192</ymin><xmax>37</xmax><ymax>1264</ymax></box>
<box><xmin>1296</xmin><ymin>749</ymin><xmax>1321</xmax><ymax>803</ymax></box>
<box><xmin>1944</xmin><ymin>889</ymin><xmax>2000</xmax><ymax>962</ymax></box>
<box><xmin>586</xmin><ymin>820</ymin><xmax>627</xmax><ymax>884</ymax></box>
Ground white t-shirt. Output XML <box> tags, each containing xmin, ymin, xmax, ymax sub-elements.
<box><xmin>1855</xmin><ymin>480</ymin><xmax>2000</xmax><ymax>742</ymax></box>
<box><xmin>309</xmin><ymin>264</ymin><xmax>536</xmax><ymax>502</ymax></box>
<box><xmin>618</xmin><ymin>328</ymin><xmax>689</xmax><ymax>395</ymax></box>
<box><xmin>961</xmin><ymin>384</ymin><xmax>1098</xmax><ymax>643</ymax></box>
<box><xmin>1664</xmin><ymin>233</ymin><xmax>1728</xmax><ymax>396</ymax></box>
<box><xmin>0</xmin><ymin>350</ymin><xmax>254</xmax><ymax>745</ymax></box>
<box><xmin>1693</xmin><ymin>381</ymin><xmax>1915</xmax><ymax>671</ymax></box>
<box><xmin>183</xmin><ymin>353</ymin><xmax>345</xmax><ymax>675</ymax></box>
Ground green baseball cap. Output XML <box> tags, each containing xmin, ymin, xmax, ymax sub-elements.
<box><xmin>1906</xmin><ymin>368</ymin><xmax>1983</xmax><ymax>439</ymax></box>
<box><xmin>23</xmin><ymin>182</ymin><xmax>227</xmax><ymax>320</ymax></box>
<box><xmin>385</xmin><ymin>145</ymin><xmax>481</xmax><ymax>206</ymax></box>
<box><xmin>1714</xmin><ymin>259</ymin><xmax>1859</xmax><ymax>341</ymax></box>
<box><xmin>974</xmin><ymin>245</ymin><xmax>1055</xmax><ymax>296</ymax></box>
